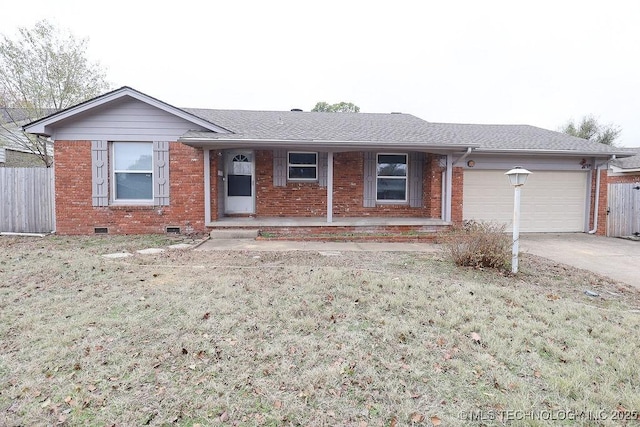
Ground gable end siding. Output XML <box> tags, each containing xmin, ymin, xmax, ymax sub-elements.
<box><xmin>51</xmin><ymin>97</ymin><xmax>210</xmax><ymax>142</ymax></box>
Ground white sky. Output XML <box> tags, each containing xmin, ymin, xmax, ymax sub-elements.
<box><xmin>2</xmin><ymin>0</ymin><xmax>639</xmax><ymax>146</ymax></box>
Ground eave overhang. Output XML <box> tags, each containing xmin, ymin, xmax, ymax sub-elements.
<box><xmin>471</xmin><ymin>148</ymin><xmax>634</xmax><ymax>158</ymax></box>
<box><xmin>179</xmin><ymin>136</ymin><xmax>479</xmax><ymax>153</ymax></box>
<box><xmin>610</xmin><ymin>165</ymin><xmax>640</xmax><ymax>174</ymax></box>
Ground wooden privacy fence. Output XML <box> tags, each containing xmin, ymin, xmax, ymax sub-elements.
<box><xmin>0</xmin><ymin>167</ymin><xmax>55</xmax><ymax>233</ymax></box>
<box><xmin>607</xmin><ymin>182</ymin><xmax>640</xmax><ymax>237</ymax></box>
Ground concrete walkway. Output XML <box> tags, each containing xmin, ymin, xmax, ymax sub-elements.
<box><xmin>520</xmin><ymin>233</ymin><xmax>639</xmax><ymax>288</ymax></box>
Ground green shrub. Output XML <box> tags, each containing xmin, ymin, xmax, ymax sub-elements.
<box><xmin>442</xmin><ymin>221</ymin><xmax>511</xmax><ymax>270</ymax></box>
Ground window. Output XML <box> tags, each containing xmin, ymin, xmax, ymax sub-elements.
<box><xmin>288</xmin><ymin>152</ymin><xmax>317</xmax><ymax>180</ymax></box>
<box><xmin>376</xmin><ymin>153</ymin><xmax>407</xmax><ymax>201</ymax></box>
<box><xmin>113</xmin><ymin>142</ymin><xmax>153</xmax><ymax>201</ymax></box>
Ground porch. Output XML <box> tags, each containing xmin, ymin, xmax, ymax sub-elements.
<box><xmin>206</xmin><ymin>216</ymin><xmax>451</xmax><ymax>241</ymax></box>
<box><xmin>207</xmin><ymin>216</ymin><xmax>449</xmax><ymax>227</ymax></box>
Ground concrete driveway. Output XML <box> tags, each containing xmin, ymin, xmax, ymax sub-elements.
<box><xmin>520</xmin><ymin>233</ymin><xmax>640</xmax><ymax>288</ymax></box>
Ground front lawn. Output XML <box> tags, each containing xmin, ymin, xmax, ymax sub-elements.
<box><xmin>1</xmin><ymin>235</ymin><xmax>638</xmax><ymax>426</ymax></box>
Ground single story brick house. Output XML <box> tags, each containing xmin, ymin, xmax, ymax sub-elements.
<box><xmin>23</xmin><ymin>86</ymin><xmax>631</xmax><ymax>237</ymax></box>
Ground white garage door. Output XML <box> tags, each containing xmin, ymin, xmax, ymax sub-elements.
<box><xmin>463</xmin><ymin>170</ymin><xmax>588</xmax><ymax>232</ymax></box>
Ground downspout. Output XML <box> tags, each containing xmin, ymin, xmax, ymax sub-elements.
<box><xmin>443</xmin><ymin>148</ymin><xmax>473</xmax><ymax>222</ymax></box>
<box><xmin>453</xmin><ymin>147</ymin><xmax>473</xmax><ymax>166</ymax></box>
<box><xmin>588</xmin><ymin>156</ymin><xmax>614</xmax><ymax>234</ymax></box>
<box><xmin>444</xmin><ymin>154</ymin><xmax>453</xmax><ymax>222</ymax></box>
<box><xmin>327</xmin><ymin>151</ymin><xmax>333</xmax><ymax>223</ymax></box>
<box><xmin>204</xmin><ymin>149</ymin><xmax>211</xmax><ymax>225</ymax></box>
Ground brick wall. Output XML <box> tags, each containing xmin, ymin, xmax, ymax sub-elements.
<box><xmin>253</xmin><ymin>151</ymin><xmax>443</xmax><ymax>218</ymax></box>
<box><xmin>209</xmin><ymin>150</ymin><xmax>220</xmax><ymax>221</ymax></box>
<box><xmin>608</xmin><ymin>173</ymin><xmax>640</xmax><ymax>184</ymax></box>
<box><xmin>255</xmin><ymin>150</ymin><xmax>328</xmax><ymax>216</ymax></box>
<box><xmin>587</xmin><ymin>168</ymin><xmax>608</xmax><ymax>235</ymax></box>
<box><xmin>55</xmin><ymin>141</ymin><xmax>206</xmax><ymax>235</ymax></box>
<box><xmin>591</xmin><ymin>171</ymin><xmax>640</xmax><ymax>235</ymax></box>
<box><xmin>451</xmin><ymin>167</ymin><xmax>464</xmax><ymax>224</ymax></box>
<box><xmin>424</xmin><ymin>155</ymin><xmax>444</xmax><ymax>218</ymax></box>
<box><xmin>56</xmin><ymin>145</ymin><xmax>451</xmax><ymax>235</ymax></box>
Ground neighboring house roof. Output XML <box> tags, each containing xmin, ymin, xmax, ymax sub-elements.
<box><xmin>1</xmin><ymin>108</ymin><xmax>55</xmax><ymax>155</ymax></box>
<box><xmin>0</xmin><ymin>119</ymin><xmax>35</xmax><ymax>154</ymax></box>
<box><xmin>1</xmin><ymin>107</ymin><xmax>55</xmax><ymax>123</ymax></box>
<box><xmin>23</xmin><ymin>86</ymin><xmax>632</xmax><ymax>158</ymax></box>
<box><xmin>610</xmin><ymin>147</ymin><xmax>640</xmax><ymax>171</ymax></box>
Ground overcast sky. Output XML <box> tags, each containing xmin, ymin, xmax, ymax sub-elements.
<box><xmin>2</xmin><ymin>0</ymin><xmax>639</xmax><ymax>146</ymax></box>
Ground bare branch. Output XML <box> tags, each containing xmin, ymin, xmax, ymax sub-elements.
<box><xmin>0</xmin><ymin>20</ymin><xmax>110</xmax><ymax>166</ymax></box>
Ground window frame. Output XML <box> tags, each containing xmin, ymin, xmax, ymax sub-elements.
<box><xmin>111</xmin><ymin>141</ymin><xmax>154</xmax><ymax>205</ymax></box>
<box><xmin>287</xmin><ymin>151</ymin><xmax>318</xmax><ymax>181</ymax></box>
<box><xmin>375</xmin><ymin>152</ymin><xmax>408</xmax><ymax>203</ymax></box>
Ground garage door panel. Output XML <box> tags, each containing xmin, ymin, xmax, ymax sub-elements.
<box><xmin>463</xmin><ymin>170</ymin><xmax>587</xmax><ymax>232</ymax></box>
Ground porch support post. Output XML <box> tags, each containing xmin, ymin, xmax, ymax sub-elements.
<box><xmin>204</xmin><ymin>148</ymin><xmax>211</xmax><ymax>224</ymax></box>
<box><xmin>327</xmin><ymin>151</ymin><xmax>334</xmax><ymax>223</ymax></box>
<box><xmin>444</xmin><ymin>154</ymin><xmax>453</xmax><ymax>223</ymax></box>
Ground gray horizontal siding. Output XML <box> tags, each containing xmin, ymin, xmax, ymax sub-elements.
<box><xmin>52</xmin><ymin>97</ymin><xmax>209</xmax><ymax>141</ymax></box>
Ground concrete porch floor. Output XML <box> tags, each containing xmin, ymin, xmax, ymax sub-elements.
<box><xmin>206</xmin><ymin>217</ymin><xmax>450</xmax><ymax>227</ymax></box>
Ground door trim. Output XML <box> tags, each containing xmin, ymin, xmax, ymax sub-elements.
<box><xmin>224</xmin><ymin>150</ymin><xmax>255</xmax><ymax>214</ymax></box>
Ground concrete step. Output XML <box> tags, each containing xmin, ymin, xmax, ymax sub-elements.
<box><xmin>209</xmin><ymin>229</ymin><xmax>259</xmax><ymax>239</ymax></box>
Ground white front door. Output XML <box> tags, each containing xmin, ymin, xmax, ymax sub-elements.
<box><xmin>225</xmin><ymin>151</ymin><xmax>255</xmax><ymax>214</ymax></box>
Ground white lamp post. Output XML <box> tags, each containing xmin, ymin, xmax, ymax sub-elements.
<box><xmin>505</xmin><ymin>166</ymin><xmax>532</xmax><ymax>273</ymax></box>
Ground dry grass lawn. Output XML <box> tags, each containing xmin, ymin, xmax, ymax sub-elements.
<box><xmin>1</xmin><ymin>235</ymin><xmax>639</xmax><ymax>426</ymax></box>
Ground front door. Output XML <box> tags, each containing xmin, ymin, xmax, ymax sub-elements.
<box><xmin>225</xmin><ymin>151</ymin><xmax>255</xmax><ymax>214</ymax></box>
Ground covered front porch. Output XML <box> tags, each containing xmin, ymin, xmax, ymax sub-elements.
<box><xmin>182</xmin><ymin>133</ymin><xmax>475</xmax><ymax>240</ymax></box>
<box><xmin>207</xmin><ymin>216</ymin><xmax>449</xmax><ymax>227</ymax></box>
<box><xmin>206</xmin><ymin>216</ymin><xmax>451</xmax><ymax>241</ymax></box>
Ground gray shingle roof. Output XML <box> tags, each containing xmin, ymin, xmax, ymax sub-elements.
<box><xmin>611</xmin><ymin>147</ymin><xmax>640</xmax><ymax>169</ymax></box>
<box><xmin>184</xmin><ymin>109</ymin><xmax>464</xmax><ymax>144</ymax></box>
<box><xmin>183</xmin><ymin>108</ymin><xmax>627</xmax><ymax>155</ymax></box>
<box><xmin>427</xmin><ymin>123</ymin><xmax>623</xmax><ymax>153</ymax></box>
<box><xmin>1</xmin><ymin>111</ymin><xmax>54</xmax><ymax>154</ymax></box>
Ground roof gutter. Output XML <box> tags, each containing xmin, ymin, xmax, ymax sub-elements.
<box><xmin>179</xmin><ymin>137</ymin><xmax>480</xmax><ymax>152</ymax></box>
<box><xmin>473</xmin><ymin>148</ymin><xmax>633</xmax><ymax>158</ymax></box>
<box><xmin>453</xmin><ymin>147</ymin><xmax>473</xmax><ymax>165</ymax></box>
